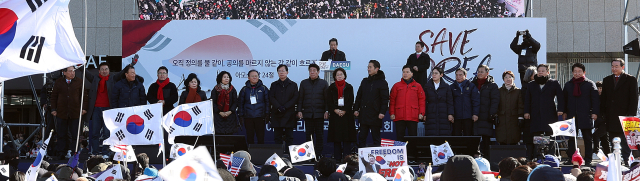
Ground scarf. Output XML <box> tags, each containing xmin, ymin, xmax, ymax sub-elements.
<box><xmin>572</xmin><ymin>76</ymin><xmax>585</xmax><ymax>97</ymax></box>
<box><xmin>98</xmin><ymin>74</ymin><xmax>109</xmax><ymax>93</ymax></box>
<box><xmin>156</xmin><ymin>78</ymin><xmax>170</xmax><ymax>100</ymax></box>
<box><xmin>185</xmin><ymin>87</ymin><xmax>201</xmax><ymax>104</ymax></box>
<box><xmin>215</xmin><ymin>84</ymin><xmax>233</xmax><ymax>113</ymax></box>
<box><xmin>534</xmin><ymin>75</ymin><xmax>549</xmax><ymax>85</ymax></box>
<box><xmin>336</xmin><ymin>80</ymin><xmax>346</xmax><ymax>98</ymax></box>
<box><xmin>476</xmin><ymin>78</ymin><xmax>486</xmax><ymax>90</ymax></box>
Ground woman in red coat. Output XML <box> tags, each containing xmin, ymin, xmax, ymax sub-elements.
<box><xmin>389</xmin><ymin>65</ymin><xmax>426</xmax><ymax>141</ymax></box>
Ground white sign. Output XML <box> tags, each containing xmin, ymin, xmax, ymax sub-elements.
<box><xmin>358</xmin><ymin>146</ymin><xmax>408</xmax><ymax>180</ymax></box>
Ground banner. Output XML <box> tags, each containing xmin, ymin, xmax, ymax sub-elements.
<box><xmin>122</xmin><ymin>19</ymin><xmax>546</xmax><ymax>93</ymax></box>
<box><xmin>162</xmin><ymin>100</ymin><xmax>214</xmax><ymax>144</ymax></box>
<box><xmin>358</xmin><ymin>146</ymin><xmax>408</xmax><ymax>179</ymax></box>
<box><xmin>0</xmin><ymin>0</ymin><xmax>85</xmax><ymax>81</ymax></box>
<box><xmin>103</xmin><ymin>103</ymin><xmax>164</xmax><ymax>145</ymax></box>
<box><xmin>430</xmin><ymin>142</ymin><xmax>455</xmax><ymax>166</ymax></box>
<box><xmin>619</xmin><ymin>116</ymin><xmax>640</xmax><ymax>150</ymax></box>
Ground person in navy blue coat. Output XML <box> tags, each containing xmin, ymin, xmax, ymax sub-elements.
<box><xmin>563</xmin><ymin>63</ymin><xmax>599</xmax><ymax>166</ymax></box>
<box><xmin>238</xmin><ymin>70</ymin><xmax>270</xmax><ymax>144</ymax></box>
<box><xmin>111</xmin><ymin>65</ymin><xmax>147</xmax><ymax>108</ymax></box>
<box><xmin>450</xmin><ymin>68</ymin><xmax>480</xmax><ymax>136</ymax></box>
<box><xmin>423</xmin><ymin>67</ymin><xmax>454</xmax><ymax>136</ymax></box>
<box><xmin>524</xmin><ymin>64</ymin><xmax>564</xmax><ymax>135</ymax></box>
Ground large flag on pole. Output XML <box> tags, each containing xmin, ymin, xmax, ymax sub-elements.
<box><xmin>26</xmin><ymin>130</ymin><xmax>52</xmax><ymax>181</ymax></box>
<box><xmin>162</xmin><ymin>100</ymin><xmax>214</xmax><ymax>144</ymax></box>
<box><xmin>549</xmin><ymin>118</ymin><xmax>577</xmax><ymax>137</ymax></box>
<box><xmin>103</xmin><ymin>103</ymin><xmax>164</xmax><ymax>145</ymax></box>
<box><xmin>158</xmin><ymin>146</ymin><xmax>222</xmax><ymax>181</ymax></box>
<box><xmin>0</xmin><ymin>0</ymin><xmax>85</xmax><ymax>81</ymax></box>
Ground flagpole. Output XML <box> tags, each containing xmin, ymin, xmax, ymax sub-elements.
<box><xmin>211</xmin><ymin>100</ymin><xmax>217</xmax><ymax>165</ymax></box>
<box><xmin>74</xmin><ymin>0</ymin><xmax>89</xmax><ymax>154</ymax></box>
<box><xmin>162</xmin><ymin>130</ymin><xmax>166</xmax><ymax>167</ymax></box>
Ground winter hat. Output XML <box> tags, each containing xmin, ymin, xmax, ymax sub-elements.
<box><xmin>56</xmin><ymin>166</ymin><xmax>79</xmax><ymax>181</ymax></box>
<box><xmin>234</xmin><ymin>150</ymin><xmax>256</xmax><ymax>174</ymax></box>
<box><xmin>527</xmin><ymin>165</ymin><xmax>565</xmax><ymax>181</ymax></box>
<box><xmin>327</xmin><ymin>172</ymin><xmax>349</xmax><ymax>181</ymax></box>
<box><xmin>283</xmin><ymin>167</ymin><xmax>306</xmax><ymax>181</ymax></box>
<box><xmin>537</xmin><ymin>155</ymin><xmax>561</xmax><ymax>167</ymax></box>
<box><xmin>571</xmin><ymin>150</ymin><xmax>584</xmax><ymax>166</ymax></box>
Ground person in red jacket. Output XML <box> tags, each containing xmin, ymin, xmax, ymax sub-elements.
<box><xmin>389</xmin><ymin>65</ymin><xmax>426</xmax><ymax>141</ymax></box>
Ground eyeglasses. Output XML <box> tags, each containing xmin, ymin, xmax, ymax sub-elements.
<box><xmin>158</xmin><ymin>73</ymin><xmax>168</xmax><ymax>75</ymax></box>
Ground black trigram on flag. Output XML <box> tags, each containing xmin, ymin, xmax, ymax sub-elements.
<box><xmin>144</xmin><ymin>109</ymin><xmax>154</xmax><ymax>120</ymax></box>
<box><xmin>400</xmin><ymin>169</ymin><xmax>406</xmax><ymax>174</ymax></box>
<box><xmin>42</xmin><ymin>143</ymin><xmax>48</xmax><ymax>150</ymax></box>
<box><xmin>114</xmin><ymin>112</ymin><xmax>125</xmax><ymax>123</ymax></box>
<box><xmin>145</xmin><ymin>129</ymin><xmax>154</xmax><ymax>140</ymax></box>
<box><xmin>192</xmin><ymin>106</ymin><xmax>202</xmax><ymax>115</ymax></box>
<box><xmin>193</xmin><ymin>123</ymin><xmax>203</xmax><ymax>132</ymax></box>
<box><xmin>111</xmin><ymin>169</ymin><xmax>117</xmax><ymax>174</ymax></box>
<box><xmin>168</xmin><ymin>126</ymin><xmax>175</xmax><ymax>134</ymax></box>
<box><xmin>26</xmin><ymin>0</ymin><xmax>47</xmax><ymax>12</ymax></box>
<box><xmin>1</xmin><ymin>167</ymin><xmax>6</xmax><ymax>174</ymax></box>
<box><xmin>19</xmin><ymin>36</ymin><xmax>45</xmax><ymax>63</ymax></box>
<box><xmin>115</xmin><ymin>130</ymin><xmax>126</xmax><ymax>141</ymax></box>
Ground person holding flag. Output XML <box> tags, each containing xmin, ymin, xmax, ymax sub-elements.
<box><xmin>563</xmin><ymin>63</ymin><xmax>599</xmax><ymax>166</ymax></box>
<box><xmin>50</xmin><ymin>66</ymin><xmax>88</xmax><ymax>160</ymax></box>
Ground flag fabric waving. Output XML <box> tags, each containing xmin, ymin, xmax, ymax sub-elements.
<box><xmin>44</xmin><ymin>175</ymin><xmax>58</xmax><ymax>181</ymax></box>
<box><xmin>158</xmin><ymin>146</ymin><xmax>222</xmax><ymax>181</ymax></box>
<box><xmin>103</xmin><ymin>103</ymin><xmax>164</xmax><ymax>145</ymax></box>
<box><xmin>394</xmin><ymin>166</ymin><xmax>413</xmax><ymax>181</ymax></box>
<box><xmin>220</xmin><ymin>153</ymin><xmax>233</xmax><ymax>169</ymax></box>
<box><xmin>381</xmin><ymin>138</ymin><xmax>406</xmax><ymax>147</ymax></box>
<box><xmin>0</xmin><ymin>0</ymin><xmax>85</xmax><ymax>81</ymax></box>
<box><xmin>170</xmin><ymin>143</ymin><xmax>194</xmax><ymax>159</ymax></box>
<box><xmin>26</xmin><ymin>130</ymin><xmax>52</xmax><ymax>181</ymax></box>
<box><xmin>162</xmin><ymin>100</ymin><xmax>214</xmax><ymax>144</ymax></box>
<box><xmin>425</xmin><ymin>164</ymin><xmax>433</xmax><ymax>181</ymax></box>
<box><xmin>229</xmin><ymin>156</ymin><xmax>245</xmax><ymax>177</ymax></box>
<box><xmin>92</xmin><ymin>164</ymin><xmax>124</xmax><ymax>181</ymax></box>
<box><xmin>111</xmin><ymin>145</ymin><xmax>136</xmax><ymax>162</ymax></box>
<box><xmin>597</xmin><ymin>149</ymin><xmax>608</xmax><ymax>162</ymax></box>
<box><xmin>430</xmin><ymin>142</ymin><xmax>454</xmax><ymax>166</ymax></box>
<box><xmin>289</xmin><ymin>141</ymin><xmax>316</xmax><ymax>163</ymax></box>
<box><xmin>336</xmin><ymin>163</ymin><xmax>347</xmax><ymax>173</ymax></box>
<box><xmin>548</xmin><ymin>118</ymin><xmax>577</xmax><ymax>137</ymax></box>
<box><xmin>264</xmin><ymin>153</ymin><xmax>286</xmax><ymax>171</ymax></box>
<box><xmin>607</xmin><ymin>153</ymin><xmax>622</xmax><ymax>181</ymax></box>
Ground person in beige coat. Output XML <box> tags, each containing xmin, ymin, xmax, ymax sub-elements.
<box><xmin>496</xmin><ymin>71</ymin><xmax>524</xmax><ymax>145</ymax></box>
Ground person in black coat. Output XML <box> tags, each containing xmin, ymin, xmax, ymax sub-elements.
<box><xmin>563</xmin><ymin>63</ymin><xmax>599</xmax><ymax>166</ymax></box>
<box><xmin>524</xmin><ymin>64</ymin><xmax>564</xmax><ymax>143</ymax></box>
<box><xmin>593</xmin><ymin>81</ymin><xmax>611</xmax><ymax>155</ymax></box>
<box><xmin>510</xmin><ymin>30</ymin><xmax>540</xmax><ymax>86</ymax></box>
<box><xmin>320</xmin><ymin>38</ymin><xmax>346</xmax><ymax>61</ymax></box>
<box><xmin>211</xmin><ymin>71</ymin><xmax>239</xmax><ymax>135</ymax></box>
<box><xmin>423</xmin><ymin>67</ymin><xmax>454</xmax><ymax>136</ymax></box>
<box><xmin>147</xmin><ymin>66</ymin><xmax>179</xmax><ymax>115</ymax></box>
<box><xmin>298</xmin><ymin>63</ymin><xmax>329</xmax><ymax>157</ymax></box>
<box><xmin>179</xmin><ymin>73</ymin><xmax>207</xmax><ymax>104</ymax></box>
<box><xmin>111</xmin><ymin>65</ymin><xmax>147</xmax><ymax>108</ymax></box>
<box><xmin>406</xmin><ymin>41</ymin><xmax>431</xmax><ymax>86</ymax></box>
<box><xmin>451</xmin><ymin>68</ymin><xmax>480</xmax><ymax>136</ymax></box>
<box><xmin>270</xmin><ymin>65</ymin><xmax>299</xmax><ymax>149</ymax></box>
<box><xmin>327</xmin><ymin>68</ymin><xmax>356</xmax><ymax>160</ymax></box>
<box><xmin>238</xmin><ymin>70</ymin><xmax>270</xmax><ymax>144</ymax></box>
<box><xmin>600</xmin><ymin>58</ymin><xmax>638</xmax><ymax>164</ymax></box>
<box><xmin>354</xmin><ymin>60</ymin><xmax>389</xmax><ymax>147</ymax></box>
<box><xmin>471</xmin><ymin>65</ymin><xmax>500</xmax><ymax>158</ymax></box>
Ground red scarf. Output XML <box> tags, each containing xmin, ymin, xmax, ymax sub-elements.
<box><xmin>98</xmin><ymin>74</ymin><xmax>109</xmax><ymax>93</ymax></box>
<box><xmin>336</xmin><ymin>80</ymin><xmax>346</xmax><ymax>98</ymax></box>
<box><xmin>156</xmin><ymin>78</ymin><xmax>170</xmax><ymax>100</ymax></box>
<box><xmin>185</xmin><ymin>87</ymin><xmax>201</xmax><ymax>103</ymax></box>
<box><xmin>572</xmin><ymin>76</ymin><xmax>585</xmax><ymax>97</ymax></box>
<box><xmin>215</xmin><ymin>84</ymin><xmax>233</xmax><ymax>113</ymax></box>
<box><xmin>476</xmin><ymin>78</ymin><xmax>486</xmax><ymax>90</ymax></box>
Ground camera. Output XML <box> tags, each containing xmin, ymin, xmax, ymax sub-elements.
<box><xmin>533</xmin><ymin>136</ymin><xmax>550</xmax><ymax>145</ymax></box>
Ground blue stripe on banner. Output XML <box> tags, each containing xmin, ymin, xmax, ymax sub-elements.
<box><xmin>264</xmin><ymin>20</ymin><xmax>288</xmax><ymax>34</ymax></box>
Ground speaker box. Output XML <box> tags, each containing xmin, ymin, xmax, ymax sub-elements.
<box><xmin>133</xmin><ymin>145</ymin><xmax>164</xmax><ymax>164</ymax></box>
<box><xmin>248</xmin><ymin>144</ymin><xmax>283</xmax><ymax>165</ymax></box>
<box><xmin>489</xmin><ymin>145</ymin><xmax>526</xmax><ymax>165</ymax></box>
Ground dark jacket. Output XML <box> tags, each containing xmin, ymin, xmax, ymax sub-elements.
<box><xmin>326</xmin><ymin>82</ymin><xmax>356</xmax><ymax>142</ymax></box>
<box><xmin>320</xmin><ymin>49</ymin><xmax>346</xmax><ymax>61</ymax></box>
<box><xmin>147</xmin><ymin>81</ymin><xmax>179</xmax><ymax>115</ymax></box>
<box><xmin>211</xmin><ymin>86</ymin><xmax>239</xmax><ymax>134</ymax></box>
<box><xmin>563</xmin><ymin>78</ymin><xmax>600</xmax><ymax>129</ymax></box>
<box><xmin>111</xmin><ymin>79</ymin><xmax>147</xmax><ymax>108</ymax></box>
<box><xmin>440</xmin><ymin>155</ymin><xmax>485</xmax><ymax>181</ymax></box>
<box><xmin>510</xmin><ymin>35</ymin><xmax>540</xmax><ymax>73</ymax></box>
<box><xmin>524</xmin><ymin>78</ymin><xmax>564</xmax><ymax>133</ymax></box>
<box><xmin>450</xmin><ymin>80</ymin><xmax>480</xmax><ymax>120</ymax></box>
<box><xmin>297</xmin><ymin>78</ymin><xmax>329</xmax><ymax>119</ymax></box>
<box><xmin>389</xmin><ymin>79</ymin><xmax>425</xmax><ymax>122</ymax></box>
<box><xmin>353</xmin><ymin>70</ymin><xmax>389</xmax><ymax>126</ymax></box>
<box><xmin>600</xmin><ymin>73</ymin><xmax>638</xmax><ymax>132</ymax></box>
<box><xmin>238</xmin><ymin>80</ymin><xmax>270</xmax><ymax>119</ymax></box>
<box><xmin>178</xmin><ymin>90</ymin><xmax>207</xmax><ymax>105</ymax></box>
<box><xmin>497</xmin><ymin>85</ymin><xmax>524</xmax><ymax>144</ymax></box>
<box><xmin>406</xmin><ymin>52</ymin><xmax>431</xmax><ymax>85</ymax></box>
<box><xmin>85</xmin><ymin>68</ymin><xmax>141</xmax><ymax>120</ymax></box>
<box><xmin>424</xmin><ymin>79</ymin><xmax>454</xmax><ymax>136</ymax></box>
<box><xmin>471</xmin><ymin>76</ymin><xmax>500</xmax><ymax>136</ymax></box>
<box><xmin>50</xmin><ymin>77</ymin><xmax>89</xmax><ymax>119</ymax></box>
<box><xmin>270</xmin><ymin>78</ymin><xmax>299</xmax><ymax>128</ymax></box>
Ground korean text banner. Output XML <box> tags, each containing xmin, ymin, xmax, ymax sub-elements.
<box><xmin>122</xmin><ymin>19</ymin><xmax>546</xmax><ymax>92</ymax></box>
<box><xmin>619</xmin><ymin>116</ymin><xmax>640</xmax><ymax>150</ymax></box>
<box><xmin>358</xmin><ymin>146</ymin><xmax>408</xmax><ymax>180</ymax></box>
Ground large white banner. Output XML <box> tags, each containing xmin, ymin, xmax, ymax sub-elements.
<box><xmin>123</xmin><ymin>19</ymin><xmax>546</xmax><ymax>92</ymax></box>
<box><xmin>358</xmin><ymin>146</ymin><xmax>408</xmax><ymax>180</ymax></box>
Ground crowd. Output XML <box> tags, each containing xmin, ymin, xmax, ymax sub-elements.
<box><xmin>137</xmin><ymin>0</ymin><xmax>517</xmax><ymax>20</ymax></box>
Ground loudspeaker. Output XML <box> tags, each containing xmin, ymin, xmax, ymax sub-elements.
<box><xmin>133</xmin><ymin>145</ymin><xmax>164</xmax><ymax>164</ymax></box>
<box><xmin>248</xmin><ymin>144</ymin><xmax>283</xmax><ymax>165</ymax></box>
<box><xmin>489</xmin><ymin>145</ymin><xmax>526</xmax><ymax>165</ymax></box>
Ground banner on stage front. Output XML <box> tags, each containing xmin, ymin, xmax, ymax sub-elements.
<box><xmin>358</xmin><ymin>146</ymin><xmax>408</xmax><ymax>180</ymax></box>
<box><xmin>619</xmin><ymin>116</ymin><xmax>640</xmax><ymax>150</ymax></box>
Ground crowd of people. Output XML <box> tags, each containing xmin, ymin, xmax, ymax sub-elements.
<box><xmin>137</xmin><ymin>0</ymin><xmax>518</xmax><ymax>20</ymax></box>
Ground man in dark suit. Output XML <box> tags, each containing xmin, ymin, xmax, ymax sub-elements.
<box><xmin>360</xmin><ymin>154</ymin><xmax>382</xmax><ymax>173</ymax></box>
<box><xmin>406</xmin><ymin>41</ymin><xmax>431</xmax><ymax>85</ymax></box>
<box><xmin>320</xmin><ymin>38</ymin><xmax>346</xmax><ymax>61</ymax></box>
<box><xmin>601</xmin><ymin>58</ymin><xmax>638</xmax><ymax>165</ymax></box>
<box><xmin>50</xmin><ymin>66</ymin><xmax>89</xmax><ymax>159</ymax></box>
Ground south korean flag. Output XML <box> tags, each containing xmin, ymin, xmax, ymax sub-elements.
<box><xmin>159</xmin><ymin>146</ymin><xmax>222</xmax><ymax>181</ymax></box>
<box><xmin>170</xmin><ymin>143</ymin><xmax>194</xmax><ymax>159</ymax></box>
<box><xmin>91</xmin><ymin>164</ymin><xmax>124</xmax><ymax>181</ymax></box>
<box><xmin>430</xmin><ymin>142</ymin><xmax>454</xmax><ymax>166</ymax></box>
<box><xmin>26</xmin><ymin>130</ymin><xmax>53</xmax><ymax>181</ymax></box>
<box><xmin>549</xmin><ymin>118</ymin><xmax>577</xmax><ymax>137</ymax></box>
<box><xmin>162</xmin><ymin>100</ymin><xmax>214</xmax><ymax>144</ymax></box>
<box><xmin>0</xmin><ymin>165</ymin><xmax>8</xmax><ymax>178</ymax></box>
<box><xmin>264</xmin><ymin>153</ymin><xmax>286</xmax><ymax>171</ymax></box>
<box><xmin>289</xmin><ymin>141</ymin><xmax>316</xmax><ymax>163</ymax></box>
<box><xmin>103</xmin><ymin>103</ymin><xmax>164</xmax><ymax>145</ymax></box>
<box><xmin>394</xmin><ymin>166</ymin><xmax>413</xmax><ymax>181</ymax></box>
<box><xmin>111</xmin><ymin>145</ymin><xmax>136</xmax><ymax>162</ymax></box>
